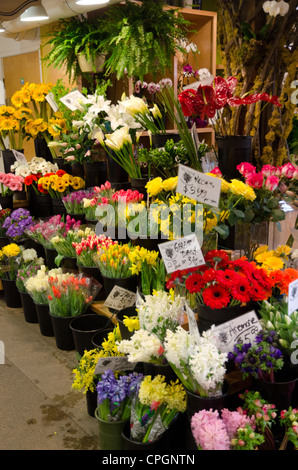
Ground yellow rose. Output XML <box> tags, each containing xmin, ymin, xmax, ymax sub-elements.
<box><xmin>161</xmin><ymin>176</ymin><xmax>178</xmax><ymax>192</ymax></box>
<box><xmin>229</xmin><ymin>179</ymin><xmax>256</xmax><ymax>201</ymax></box>
<box><xmin>145</xmin><ymin>177</ymin><xmax>163</xmax><ymax>197</ymax></box>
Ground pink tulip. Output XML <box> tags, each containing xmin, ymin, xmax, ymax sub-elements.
<box><xmin>265</xmin><ymin>175</ymin><xmax>280</xmax><ymax>191</ymax></box>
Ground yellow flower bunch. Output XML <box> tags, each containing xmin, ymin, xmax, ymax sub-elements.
<box><xmin>253</xmin><ymin>244</ymin><xmax>292</xmax><ymax>271</ymax></box>
<box><xmin>11</xmin><ymin>82</ymin><xmax>53</xmax><ymax>108</ymax></box>
<box><xmin>25</xmin><ymin>118</ymin><xmax>48</xmax><ymax>138</ymax></box>
<box><xmin>128</xmin><ymin>246</ymin><xmax>159</xmax><ymax>275</ymax></box>
<box><xmin>145</xmin><ymin>176</ymin><xmax>178</xmax><ymax>198</ymax></box>
<box><xmin>2</xmin><ymin>243</ymin><xmax>21</xmax><ymax>258</ymax></box>
<box><xmin>72</xmin><ymin>325</ymin><xmax>124</xmax><ymax>393</ymax></box>
<box><xmin>123</xmin><ymin>315</ymin><xmax>140</xmax><ymax>332</ymax></box>
<box><xmin>229</xmin><ymin>179</ymin><xmax>256</xmax><ymax>201</ymax></box>
<box><xmin>48</xmin><ymin>116</ymin><xmax>68</xmax><ymax>137</ymax></box>
<box><xmin>0</xmin><ymin>105</ymin><xmax>34</xmax><ymax>150</ymax></box>
<box><xmin>138</xmin><ymin>375</ymin><xmax>186</xmax><ymax>412</ymax></box>
<box><xmin>38</xmin><ymin>172</ymin><xmax>85</xmax><ymax>197</ymax></box>
<box><xmin>94</xmin><ymin>243</ymin><xmax>138</xmax><ymax>278</ymax></box>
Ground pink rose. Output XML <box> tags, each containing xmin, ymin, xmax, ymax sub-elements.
<box><xmin>245</xmin><ymin>172</ymin><xmax>264</xmax><ymax>188</ymax></box>
<box><xmin>274</xmin><ymin>166</ymin><xmax>283</xmax><ymax>176</ymax></box>
<box><xmin>293</xmin><ymin>169</ymin><xmax>298</xmax><ymax>180</ymax></box>
<box><xmin>265</xmin><ymin>175</ymin><xmax>280</xmax><ymax>191</ymax></box>
<box><xmin>210</xmin><ymin>167</ymin><xmax>222</xmax><ymax>176</ymax></box>
<box><xmin>236</xmin><ymin>162</ymin><xmax>256</xmax><ymax>176</ymax></box>
<box><xmin>261</xmin><ymin>164</ymin><xmax>276</xmax><ymax>177</ymax></box>
<box><xmin>282</xmin><ymin>163</ymin><xmax>296</xmax><ymax>178</ymax></box>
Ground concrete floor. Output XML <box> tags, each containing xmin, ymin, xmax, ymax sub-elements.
<box><xmin>0</xmin><ymin>292</ymin><xmax>100</xmax><ymax>451</ymax></box>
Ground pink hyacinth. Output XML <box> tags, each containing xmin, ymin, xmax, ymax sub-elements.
<box><xmin>191</xmin><ymin>410</ymin><xmax>230</xmax><ymax>450</ymax></box>
<box><xmin>221</xmin><ymin>408</ymin><xmax>255</xmax><ymax>440</ymax></box>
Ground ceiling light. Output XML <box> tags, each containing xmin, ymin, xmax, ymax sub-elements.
<box><xmin>76</xmin><ymin>0</ymin><xmax>110</xmax><ymax>5</ymax></box>
<box><xmin>20</xmin><ymin>5</ymin><xmax>49</xmax><ymax>22</ymax></box>
<box><xmin>0</xmin><ymin>22</ymin><xmax>5</xmax><ymax>33</ymax></box>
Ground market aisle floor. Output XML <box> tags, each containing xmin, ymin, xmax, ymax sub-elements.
<box><xmin>0</xmin><ymin>293</ymin><xmax>100</xmax><ymax>451</ymax></box>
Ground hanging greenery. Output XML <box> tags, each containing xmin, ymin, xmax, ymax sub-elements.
<box><xmin>99</xmin><ymin>0</ymin><xmax>191</xmax><ymax>81</ymax></box>
<box><xmin>217</xmin><ymin>0</ymin><xmax>298</xmax><ymax>166</ymax></box>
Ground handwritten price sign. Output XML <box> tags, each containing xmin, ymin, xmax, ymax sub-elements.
<box><xmin>158</xmin><ymin>234</ymin><xmax>205</xmax><ymax>274</ymax></box>
<box><xmin>177</xmin><ymin>164</ymin><xmax>222</xmax><ymax>208</ymax></box>
<box><xmin>212</xmin><ymin>311</ymin><xmax>261</xmax><ymax>354</ymax></box>
<box><xmin>104</xmin><ymin>285</ymin><xmax>136</xmax><ymax>311</ymax></box>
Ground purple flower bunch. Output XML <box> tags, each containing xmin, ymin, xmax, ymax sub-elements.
<box><xmin>228</xmin><ymin>329</ymin><xmax>284</xmax><ymax>382</ymax></box>
<box><xmin>3</xmin><ymin>208</ymin><xmax>33</xmax><ymax>239</ymax></box>
<box><xmin>16</xmin><ymin>263</ymin><xmax>41</xmax><ymax>293</ymax></box>
<box><xmin>63</xmin><ymin>190</ymin><xmax>95</xmax><ymax>215</ymax></box>
<box><xmin>96</xmin><ymin>369</ymin><xmax>144</xmax><ymax>422</ymax></box>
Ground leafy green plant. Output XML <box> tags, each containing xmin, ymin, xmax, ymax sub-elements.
<box><xmin>100</xmin><ymin>0</ymin><xmax>191</xmax><ymax>81</ymax></box>
<box><xmin>42</xmin><ymin>16</ymin><xmax>107</xmax><ymax>83</ymax></box>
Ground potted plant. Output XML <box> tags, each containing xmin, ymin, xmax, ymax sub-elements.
<box><xmin>42</xmin><ymin>15</ymin><xmax>108</xmax><ymax>84</ymax></box>
<box><xmin>99</xmin><ymin>0</ymin><xmax>191</xmax><ymax>81</ymax></box>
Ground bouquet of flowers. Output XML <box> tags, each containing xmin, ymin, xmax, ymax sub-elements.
<box><xmin>0</xmin><ymin>208</ymin><xmax>11</xmax><ymax>236</ymax></box>
<box><xmin>93</xmin><ymin>243</ymin><xmax>139</xmax><ymax>279</ymax></box>
<box><xmin>62</xmin><ymin>190</ymin><xmax>95</xmax><ymax>215</ymax></box>
<box><xmin>190</xmin><ymin>408</ymin><xmax>263</xmax><ymax>451</ymax></box>
<box><xmin>25</xmin><ymin>266</ymin><xmax>70</xmax><ymax>305</ymax></box>
<box><xmin>73</xmin><ymin>233</ymin><xmax>117</xmax><ymax>267</ymax></box>
<box><xmin>135</xmin><ymin>290</ymin><xmax>184</xmax><ymax>341</ymax></box>
<box><xmin>252</xmin><ymin>244</ymin><xmax>291</xmax><ymax>272</ymax></box>
<box><xmin>50</xmin><ymin>224</ymin><xmax>92</xmax><ymax>262</ymax></box>
<box><xmin>280</xmin><ymin>407</ymin><xmax>298</xmax><ymax>450</ymax></box>
<box><xmin>0</xmin><ymin>243</ymin><xmax>21</xmax><ymax>279</ymax></box>
<box><xmin>0</xmin><ymin>172</ymin><xmax>24</xmax><ymax>196</ymax></box>
<box><xmin>72</xmin><ymin>325</ymin><xmax>124</xmax><ymax>394</ymax></box>
<box><xmin>228</xmin><ymin>329</ymin><xmax>284</xmax><ymax>383</ymax></box>
<box><xmin>16</xmin><ymin>262</ymin><xmax>44</xmax><ymax>293</ymax></box>
<box><xmin>2</xmin><ymin>208</ymin><xmax>33</xmax><ymax>241</ymax></box>
<box><xmin>258</xmin><ymin>299</ymin><xmax>298</xmax><ymax>360</ymax></box>
<box><xmin>96</xmin><ymin>369</ymin><xmax>144</xmax><ymax>422</ymax></box>
<box><xmin>117</xmin><ymin>328</ymin><xmax>166</xmax><ymax>365</ymax></box>
<box><xmin>128</xmin><ymin>247</ymin><xmax>166</xmax><ymax>294</ymax></box>
<box><xmin>239</xmin><ymin>390</ymin><xmax>277</xmax><ymax>438</ymax></box>
<box><xmin>12</xmin><ymin>157</ymin><xmax>59</xmax><ymax>194</ymax></box>
<box><xmin>178</xmin><ymin>75</ymin><xmax>281</xmax><ymax>137</ymax></box>
<box><xmin>25</xmin><ymin>215</ymin><xmax>66</xmax><ymax>249</ymax></box>
<box><xmin>47</xmin><ymin>273</ymin><xmax>101</xmax><ymax>317</ymax></box>
<box><xmin>168</xmin><ymin>249</ymin><xmax>274</xmax><ymax>310</ymax></box>
<box><xmin>129</xmin><ymin>375</ymin><xmax>186</xmax><ymax>443</ymax></box>
<box><xmin>163</xmin><ymin>325</ymin><xmax>228</xmax><ymax>398</ymax></box>
<box><xmin>37</xmin><ymin>170</ymin><xmax>85</xmax><ymax>198</ymax></box>
<box><xmin>0</xmin><ymin>104</ymin><xmax>33</xmax><ymax>151</ymax></box>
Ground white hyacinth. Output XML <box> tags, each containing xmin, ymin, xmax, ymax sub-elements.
<box><xmin>137</xmin><ymin>291</ymin><xmax>184</xmax><ymax>338</ymax></box>
<box><xmin>116</xmin><ymin>329</ymin><xmax>163</xmax><ymax>363</ymax></box>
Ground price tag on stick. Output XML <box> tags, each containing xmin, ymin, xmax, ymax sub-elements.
<box><xmin>158</xmin><ymin>233</ymin><xmax>205</xmax><ymax>274</ymax></box>
<box><xmin>177</xmin><ymin>164</ymin><xmax>222</xmax><ymax>208</ymax></box>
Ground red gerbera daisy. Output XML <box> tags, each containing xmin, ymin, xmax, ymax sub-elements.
<box><xmin>202</xmin><ymin>284</ymin><xmax>231</xmax><ymax>309</ymax></box>
<box><xmin>205</xmin><ymin>250</ymin><xmax>230</xmax><ymax>268</ymax></box>
<box><xmin>250</xmin><ymin>280</ymin><xmax>268</xmax><ymax>302</ymax></box>
<box><xmin>230</xmin><ymin>277</ymin><xmax>251</xmax><ymax>304</ymax></box>
<box><xmin>215</xmin><ymin>269</ymin><xmax>240</xmax><ymax>287</ymax></box>
<box><xmin>202</xmin><ymin>268</ymin><xmax>217</xmax><ymax>284</ymax></box>
<box><xmin>185</xmin><ymin>272</ymin><xmax>205</xmax><ymax>294</ymax></box>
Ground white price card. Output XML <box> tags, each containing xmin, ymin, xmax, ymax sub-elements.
<box><xmin>45</xmin><ymin>92</ymin><xmax>59</xmax><ymax>112</ymax></box>
<box><xmin>104</xmin><ymin>285</ymin><xmax>136</xmax><ymax>311</ymax></box>
<box><xmin>11</xmin><ymin>150</ymin><xmax>27</xmax><ymax>166</ymax></box>
<box><xmin>212</xmin><ymin>311</ymin><xmax>261</xmax><ymax>354</ymax></box>
<box><xmin>158</xmin><ymin>233</ymin><xmax>205</xmax><ymax>274</ymax></box>
<box><xmin>177</xmin><ymin>164</ymin><xmax>222</xmax><ymax>207</ymax></box>
<box><xmin>60</xmin><ymin>90</ymin><xmax>89</xmax><ymax>111</ymax></box>
<box><xmin>95</xmin><ymin>356</ymin><xmax>136</xmax><ymax>375</ymax></box>
<box><xmin>288</xmin><ymin>278</ymin><xmax>298</xmax><ymax>315</ymax></box>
